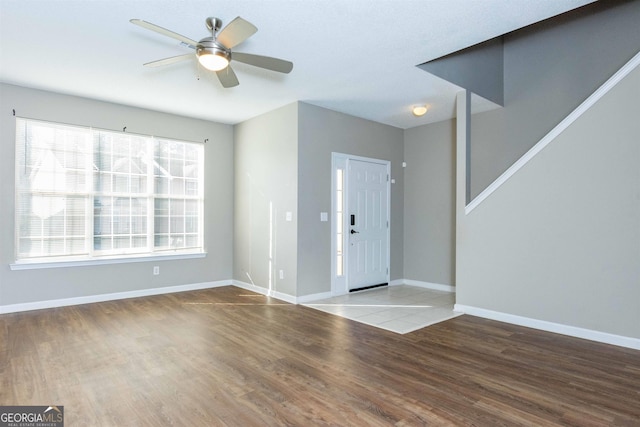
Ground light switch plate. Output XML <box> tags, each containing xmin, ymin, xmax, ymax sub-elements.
<box><xmin>286</xmin><ymin>212</ymin><xmax>292</xmax><ymax>221</ymax></box>
<box><xmin>320</xmin><ymin>212</ymin><xmax>328</xmax><ymax>222</ymax></box>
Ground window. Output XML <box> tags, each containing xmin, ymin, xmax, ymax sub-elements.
<box><xmin>14</xmin><ymin>118</ymin><xmax>204</xmax><ymax>264</ymax></box>
<box><xmin>335</xmin><ymin>167</ymin><xmax>345</xmax><ymax>277</ymax></box>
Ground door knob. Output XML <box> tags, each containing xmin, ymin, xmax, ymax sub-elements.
<box><xmin>350</xmin><ymin>229</ymin><xmax>359</xmax><ymax>234</ymax></box>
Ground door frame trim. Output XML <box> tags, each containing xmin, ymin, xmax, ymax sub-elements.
<box><xmin>331</xmin><ymin>152</ymin><xmax>391</xmax><ymax>296</ymax></box>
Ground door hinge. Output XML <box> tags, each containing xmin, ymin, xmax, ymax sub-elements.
<box><xmin>387</xmin><ymin>220</ymin><xmax>389</xmax><ymax>228</ymax></box>
<box><xmin>386</xmin><ymin>267</ymin><xmax>389</xmax><ymax>275</ymax></box>
<box><xmin>387</xmin><ymin>174</ymin><xmax>389</xmax><ymax>182</ymax></box>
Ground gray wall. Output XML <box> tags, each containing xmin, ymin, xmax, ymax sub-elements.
<box><xmin>0</xmin><ymin>84</ymin><xmax>234</xmax><ymax>307</ymax></box>
<box><xmin>297</xmin><ymin>102</ymin><xmax>404</xmax><ymax>297</ymax></box>
<box><xmin>419</xmin><ymin>37</ymin><xmax>504</xmax><ymax>106</ymax></box>
<box><xmin>403</xmin><ymin>120</ymin><xmax>456</xmax><ymax>286</ymax></box>
<box><xmin>471</xmin><ymin>0</ymin><xmax>640</xmax><ymax>199</ymax></box>
<box><xmin>458</xmin><ymin>65</ymin><xmax>640</xmax><ymax>338</ymax></box>
<box><xmin>233</xmin><ymin>103</ymin><xmax>299</xmax><ymax>296</ymax></box>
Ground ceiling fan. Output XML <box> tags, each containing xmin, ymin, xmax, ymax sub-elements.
<box><xmin>130</xmin><ymin>16</ymin><xmax>293</xmax><ymax>88</ymax></box>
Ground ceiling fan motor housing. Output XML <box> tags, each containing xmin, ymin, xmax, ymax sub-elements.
<box><xmin>196</xmin><ymin>37</ymin><xmax>231</xmax><ymax>70</ymax></box>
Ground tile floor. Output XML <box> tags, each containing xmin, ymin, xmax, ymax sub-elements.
<box><xmin>303</xmin><ymin>285</ymin><xmax>462</xmax><ymax>334</ymax></box>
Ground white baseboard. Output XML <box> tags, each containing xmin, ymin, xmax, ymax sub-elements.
<box><xmin>232</xmin><ymin>279</ymin><xmax>456</xmax><ymax>304</ymax></box>
<box><xmin>231</xmin><ymin>281</ymin><xmax>333</xmax><ymax>304</ymax></box>
<box><xmin>392</xmin><ymin>279</ymin><xmax>456</xmax><ymax>293</ymax></box>
<box><xmin>231</xmin><ymin>280</ymin><xmax>296</xmax><ymax>304</ymax></box>
<box><xmin>297</xmin><ymin>291</ymin><xmax>333</xmax><ymax>304</ymax></box>
<box><xmin>454</xmin><ymin>304</ymin><xmax>640</xmax><ymax>351</ymax></box>
<box><xmin>0</xmin><ymin>280</ymin><xmax>231</xmax><ymax>314</ymax></box>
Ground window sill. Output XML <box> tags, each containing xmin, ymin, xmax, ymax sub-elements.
<box><xmin>9</xmin><ymin>252</ymin><xmax>206</xmax><ymax>271</ymax></box>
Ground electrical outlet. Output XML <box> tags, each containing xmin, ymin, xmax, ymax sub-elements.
<box><xmin>279</xmin><ymin>270</ymin><xmax>284</xmax><ymax>279</ymax></box>
<box><xmin>153</xmin><ymin>266</ymin><xmax>159</xmax><ymax>275</ymax></box>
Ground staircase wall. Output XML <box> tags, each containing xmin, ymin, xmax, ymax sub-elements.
<box><xmin>456</xmin><ymin>63</ymin><xmax>640</xmax><ymax>341</ymax></box>
<box><xmin>470</xmin><ymin>0</ymin><xmax>640</xmax><ymax>199</ymax></box>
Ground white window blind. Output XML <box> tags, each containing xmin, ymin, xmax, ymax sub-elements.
<box><xmin>15</xmin><ymin>118</ymin><xmax>204</xmax><ymax>263</ymax></box>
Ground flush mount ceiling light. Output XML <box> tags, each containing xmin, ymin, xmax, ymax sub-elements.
<box><xmin>412</xmin><ymin>105</ymin><xmax>428</xmax><ymax>117</ymax></box>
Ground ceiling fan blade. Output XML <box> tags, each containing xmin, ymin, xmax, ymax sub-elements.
<box><xmin>216</xmin><ymin>17</ymin><xmax>257</xmax><ymax>49</ymax></box>
<box><xmin>130</xmin><ymin>19</ymin><xmax>198</xmax><ymax>47</ymax></box>
<box><xmin>143</xmin><ymin>53</ymin><xmax>193</xmax><ymax>67</ymax></box>
<box><xmin>216</xmin><ymin>66</ymin><xmax>239</xmax><ymax>88</ymax></box>
<box><xmin>232</xmin><ymin>52</ymin><xmax>293</xmax><ymax>74</ymax></box>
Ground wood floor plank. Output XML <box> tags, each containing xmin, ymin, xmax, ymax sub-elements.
<box><xmin>2</xmin><ymin>286</ymin><xmax>639</xmax><ymax>426</ymax></box>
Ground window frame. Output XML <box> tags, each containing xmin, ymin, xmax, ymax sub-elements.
<box><xmin>11</xmin><ymin>118</ymin><xmax>206</xmax><ymax>270</ymax></box>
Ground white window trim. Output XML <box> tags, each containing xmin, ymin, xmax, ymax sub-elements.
<box><xmin>10</xmin><ymin>251</ymin><xmax>207</xmax><ymax>271</ymax></box>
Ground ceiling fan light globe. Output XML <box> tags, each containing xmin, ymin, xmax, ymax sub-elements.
<box><xmin>198</xmin><ymin>52</ymin><xmax>229</xmax><ymax>71</ymax></box>
<box><xmin>196</xmin><ymin>42</ymin><xmax>231</xmax><ymax>71</ymax></box>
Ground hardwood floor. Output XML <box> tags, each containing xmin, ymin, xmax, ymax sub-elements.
<box><xmin>1</xmin><ymin>286</ymin><xmax>639</xmax><ymax>426</ymax></box>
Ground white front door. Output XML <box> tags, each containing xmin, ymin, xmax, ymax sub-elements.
<box><xmin>347</xmin><ymin>159</ymin><xmax>389</xmax><ymax>291</ymax></box>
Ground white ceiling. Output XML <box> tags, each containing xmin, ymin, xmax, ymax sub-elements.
<box><xmin>0</xmin><ymin>0</ymin><xmax>595</xmax><ymax>129</ymax></box>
